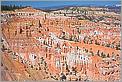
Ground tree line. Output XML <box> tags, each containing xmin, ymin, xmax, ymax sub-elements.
<box><xmin>1</xmin><ymin>5</ymin><xmax>29</xmax><ymax>11</ymax></box>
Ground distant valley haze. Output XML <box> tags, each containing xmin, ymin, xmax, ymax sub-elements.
<box><xmin>1</xmin><ymin>1</ymin><xmax>121</xmax><ymax>10</ymax></box>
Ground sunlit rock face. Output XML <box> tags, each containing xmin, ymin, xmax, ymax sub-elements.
<box><xmin>1</xmin><ymin>2</ymin><xmax>121</xmax><ymax>81</ymax></box>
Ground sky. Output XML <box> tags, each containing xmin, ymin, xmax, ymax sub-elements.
<box><xmin>1</xmin><ymin>1</ymin><xmax>121</xmax><ymax>9</ymax></box>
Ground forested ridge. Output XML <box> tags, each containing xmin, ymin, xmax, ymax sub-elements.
<box><xmin>1</xmin><ymin>5</ymin><xmax>28</xmax><ymax>11</ymax></box>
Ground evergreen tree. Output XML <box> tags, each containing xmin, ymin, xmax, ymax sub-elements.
<box><xmin>1</xmin><ymin>5</ymin><xmax>25</xmax><ymax>11</ymax></box>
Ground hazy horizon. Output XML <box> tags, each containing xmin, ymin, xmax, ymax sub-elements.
<box><xmin>1</xmin><ymin>1</ymin><xmax>121</xmax><ymax>9</ymax></box>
